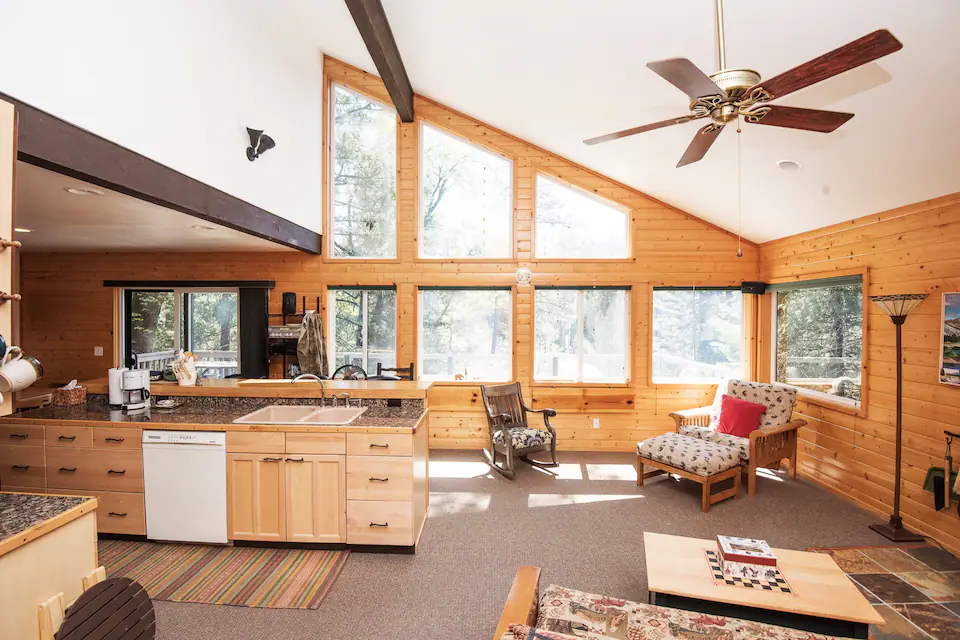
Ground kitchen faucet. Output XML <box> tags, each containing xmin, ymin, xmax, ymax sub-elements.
<box><xmin>291</xmin><ymin>373</ymin><xmax>327</xmax><ymax>406</ymax></box>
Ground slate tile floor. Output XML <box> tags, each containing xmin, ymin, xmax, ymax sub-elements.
<box><xmin>812</xmin><ymin>545</ymin><xmax>960</xmax><ymax>639</ymax></box>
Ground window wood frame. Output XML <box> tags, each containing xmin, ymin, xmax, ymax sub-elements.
<box><xmin>326</xmin><ymin>286</ymin><xmax>399</xmax><ymax>375</ymax></box>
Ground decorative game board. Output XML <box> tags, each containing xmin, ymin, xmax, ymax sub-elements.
<box><xmin>704</xmin><ymin>549</ymin><xmax>793</xmax><ymax>594</ymax></box>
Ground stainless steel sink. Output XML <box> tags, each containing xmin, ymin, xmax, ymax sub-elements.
<box><xmin>233</xmin><ymin>405</ymin><xmax>367</xmax><ymax>426</ymax></box>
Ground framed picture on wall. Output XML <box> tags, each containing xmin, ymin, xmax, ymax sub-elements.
<box><xmin>939</xmin><ymin>293</ymin><xmax>960</xmax><ymax>386</ymax></box>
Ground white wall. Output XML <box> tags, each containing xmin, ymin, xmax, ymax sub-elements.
<box><xmin>0</xmin><ymin>0</ymin><xmax>324</xmax><ymax>233</ymax></box>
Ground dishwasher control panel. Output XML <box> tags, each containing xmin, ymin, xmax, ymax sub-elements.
<box><xmin>142</xmin><ymin>430</ymin><xmax>226</xmax><ymax>446</ymax></box>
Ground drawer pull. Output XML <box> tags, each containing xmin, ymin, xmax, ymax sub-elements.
<box><xmin>107</xmin><ymin>469</ymin><xmax>126</xmax><ymax>475</ymax></box>
<box><xmin>11</xmin><ymin>464</ymin><xmax>30</xmax><ymax>470</ymax></box>
<box><xmin>59</xmin><ymin>467</ymin><xmax>78</xmax><ymax>473</ymax></box>
<box><xmin>369</xmin><ymin>443</ymin><xmax>389</xmax><ymax>449</ymax></box>
<box><xmin>285</xmin><ymin>457</ymin><xmax>305</xmax><ymax>462</ymax></box>
<box><xmin>369</xmin><ymin>477</ymin><xmax>389</xmax><ymax>482</ymax></box>
<box><xmin>263</xmin><ymin>457</ymin><xmax>283</xmax><ymax>462</ymax></box>
<box><xmin>104</xmin><ymin>437</ymin><xmax>125</xmax><ymax>443</ymax></box>
<box><xmin>108</xmin><ymin>511</ymin><xmax>128</xmax><ymax>518</ymax></box>
<box><xmin>8</xmin><ymin>433</ymin><xmax>29</xmax><ymax>439</ymax></box>
<box><xmin>58</xmin><ymin>435</ymin><xmax>77</xmax><ymax>441</ymax></box>
<box><xmin>369</xmin><ymin>522</ymin><xmax>389</xmax><ymax>528</ymax></box>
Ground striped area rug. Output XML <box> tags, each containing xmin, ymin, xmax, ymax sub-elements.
<box><xmin>99</xmin><ymin>540</ymin><xmax>349</xmax><ymax>609</ymax></box>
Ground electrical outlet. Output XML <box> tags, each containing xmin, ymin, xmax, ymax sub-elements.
<box><xmin>592</xmin><ymin>418</ymin><xmax>600</xmax><ymax>429</ymax></box>
<box><xmin>94</xmin><ymin>346</ymin><xmax>104</xmax><ymax>357</ymax></box>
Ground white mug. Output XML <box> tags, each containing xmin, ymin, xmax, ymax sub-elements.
<box><xmin>0</xmin><ymin>347</ymin><xmax>43</xmax><ymax>392</ymax></box>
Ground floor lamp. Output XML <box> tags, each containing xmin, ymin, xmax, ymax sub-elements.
<box><xmin>869</xmin><ymin>293</ymin><xmax>928</xmax><ymax>542</ymax></box>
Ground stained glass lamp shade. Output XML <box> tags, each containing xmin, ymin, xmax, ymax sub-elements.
<box><xmin>870</xmin><ymin>293</ymin><xmax>928</xmax><ymax>317</ymax></box>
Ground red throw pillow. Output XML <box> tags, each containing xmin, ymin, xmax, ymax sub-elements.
<box><xmin>716</xmin><ymin>394</ymin><xmax>766</xmax><ymax>438</ymax></box>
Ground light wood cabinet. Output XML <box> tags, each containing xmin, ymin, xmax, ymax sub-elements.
<box><xmin>46</xmin><ymin>448</ymin><xmax>144</xmax><ymax>492</ymax></box>
<box><xmin>0</xmin><ymin>445</ymin><xmax>46</xmax><ymax>488</ymax></box>
<box><xmin>284</xmin><ymin>455</ymin><xmax>345</xmax><ymax>543</ymax></box>
<box><xmin>226</xmin><ymin>453</ymin><xmax>286</xmax><ymax>542</ymax></box>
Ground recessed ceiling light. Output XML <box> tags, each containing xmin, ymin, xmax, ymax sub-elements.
<box><xmin>64</xmin><ymin>186</ymin><xmax>104</xmax><ymax>196</ymax></box>
<box><xmin>191</xmin><ymin>224</ymin><xmax>217</xmax><ymax>231</ymax></box>
<box><xmin>776</xmin><ymin>159</ymin><xmax>802</xmax><ymax>172</ymax></box>
<box><xmin>14</xmin><ymin>227</ymin><xmax>32</xmax><ymax>233</ymax></box>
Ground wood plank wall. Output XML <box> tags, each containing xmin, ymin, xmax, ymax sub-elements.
<box><xmin>759</xmin><ymin>192</ymin><xmax>960</xmax><ymax>551</ymax></box>
<box><xmin>19</xmin><ymin>56</ymin><xmax>759</xmax><ymax>451</ymax></box>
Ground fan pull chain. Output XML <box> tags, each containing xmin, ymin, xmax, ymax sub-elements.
<box><xmin>736</xmin><ymin>117</ymin><xmax>743</xmax><ymax>259</ymax></box>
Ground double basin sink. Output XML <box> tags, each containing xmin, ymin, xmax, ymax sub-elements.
<box><xmin>233</xmin><ymin>405</ymin><xmax>367</xmax><ymax>426</ymax></box>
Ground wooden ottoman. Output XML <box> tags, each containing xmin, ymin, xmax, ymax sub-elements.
<box><xmin>636</xmin><ymin>433</ymin><xmax>741</xmax><ymax>512</ymax></box>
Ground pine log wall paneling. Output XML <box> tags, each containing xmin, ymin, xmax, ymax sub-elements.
<box><xmin>19</xmin><ymin>56</ymin><xmax>760</xmax><ymax>452</ymax></box>
<box><xmin>759</xmin><ymin>192</ymin><xmax>960</xmax><ymax>552</ymax></box>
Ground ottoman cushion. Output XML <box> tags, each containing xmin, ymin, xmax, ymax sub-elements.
<box><xmin>679</xmin><ymin>424</ymin><xmax>751</xmax><ymax>463</ymax></box>
<box><xmin>637</xmin><ymin>432</ymin><xmax>740</xmax><ymax>477</ymax></box>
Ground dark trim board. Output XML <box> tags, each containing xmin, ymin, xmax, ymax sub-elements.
<box><xmin>104</xmin><ymin>280</ymin><xmax>276</xmax><ymax>288</ymax></box>
<box><xmin>1</xmin><ymin>93</ymin><xmax>322</xmax><ymax>254</ymax></box>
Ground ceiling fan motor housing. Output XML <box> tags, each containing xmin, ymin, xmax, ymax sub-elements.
<box><xmin>709</xmin><ymin>68</ymin><xmax>761</xmax><ymax>98</ymax></box>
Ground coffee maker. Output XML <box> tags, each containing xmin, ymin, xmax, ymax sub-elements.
<box><xmin>120</xmin><ymin>369</ymin><xmax>151</xmax><ymax>411</ymax></box>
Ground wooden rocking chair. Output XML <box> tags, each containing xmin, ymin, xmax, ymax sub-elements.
<box><xmin>481</xmin><ymin>382</ymin><xmax>558</xmax><ymax>478</ymax></box>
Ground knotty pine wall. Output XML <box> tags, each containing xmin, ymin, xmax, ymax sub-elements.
<box><xmin>759</xmin><ymin>192</ymin><xmax>960</xmax><ymax>551</ymax></box>
<box><xmin>19</xmin><ymin>56</ymin><xmax>760</xmax><ymax>451</ymax></box>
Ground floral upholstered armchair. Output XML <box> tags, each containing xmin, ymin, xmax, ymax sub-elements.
<box><xmin>669</xmin><ymin>380</ymin><xmax>807</xmax><ymax>496</ymax></box>
<box><xmin>481</xmin><ymin>382</ymin><xmax>558</xmax><ymax>479</ymax></box>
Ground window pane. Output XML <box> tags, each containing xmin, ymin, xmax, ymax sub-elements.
<box><xmin>534</xmin><ymin>290</ymin><xmax>579</xmax><ymax>380</ymax></box>
<box><xmin>128</xmin><ymin>291</ymin><xmax>174</xmax><ymax>367</ymax></box>
<box><xmin>186</xmin><ymin>292</ymin><xmax>239</xmax><ymax>378</ymax></box>
<box><xmin>331</xmin><ymin>288</ymin><xmax>397</xmax><ymax>374</ymax></box>
<box><xmin>421</xmin><ymin>124</ymin><xmax>512</xmax><ymax>258</ymax></box>
<box><xmin>582</xmin><ymin>290</ymin><xmax>628</xmax><ymax>382</ymax></box>
<box><xmin>332</xmin><ymin>289</ymin><xmax>363</xmax><ymax>369</ymax></box>
<box><xmin>332</xmin><ymin>85</ymin><xmax>397</xmax><ymax>258</ymax></box>
<box><xmin>420</xmin><ymin>289</ymin><xmax>512</xmax><ymax>381</ymax></box>
<box><xmin>652</xmin><ymin>290</ymin><xmax>742</xmax><ymax>381</ymax></box>
<box><xmin>775</xmin><ymin>285</ymin><xmax>862</xmax><ymax>402</ymax></box>
<box><xmin>535</xmin><ymin>174</ymin><xmax>628</xmax><ymax>259</ymax></box>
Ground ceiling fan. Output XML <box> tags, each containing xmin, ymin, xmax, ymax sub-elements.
<box><xmin>584</xmin><ymin>0</ymin><xmax>902</xmax><ymax>167</ymax></box>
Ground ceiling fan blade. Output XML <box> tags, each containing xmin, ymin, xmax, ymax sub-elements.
<box><xmin>750</xmin><ymin>29</ymin><xmax>902</xmax><ymax>101</ymax></box>
<box><xmin>583</xmin><ymin>115</ymin><xmax>700</xmax><ymax>145</ymax></box>
<box><xmin>745</xmin><ymin>105</ymin><xmax>854</xmax><ymax>132</ymax></box>
<box><xmin>647</xmin><ymin>58</ymin><xmax>726</xmax><ymax>100</ymax></box>
<box><xmin>677</xmin><ymin>124</ymin><xmax>723</xmax><ymax>168</ymax></box>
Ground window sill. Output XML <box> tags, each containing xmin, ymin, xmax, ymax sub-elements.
<box><xmin>529</xmin><ymin>257</ymin><xmax>633</xmax><ymax>263</ymax></box>
<box><xmin>416</xmin><ymin>257</ymin><xmax>516</xmax><ymax>263</ymax></box>
<box><xmin>426</xmin><ymin>379</ymin><xmax>512</xmax><ymax>386</ymax></box>
<box><xmin>531</xmin><ymin>381</ymin><xmax>631</xmax><ymax>388</ymax></box>
<box><xmin>652</xmin><ymin>378</ymin><xmax>725</xmax><ymax>386</ymax></box>
<box><xmin>788</xmin><ymin>385</ymin><xmax>863</xmax><ymax>417</ymax></box>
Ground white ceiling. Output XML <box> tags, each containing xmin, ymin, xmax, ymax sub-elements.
<box><xmin>272</xmin><ymin>0</ymin><xmax>960</xmax><ymax>243</ymax></box>
<box><xmin>15</xmin><ymin>163</ymin><xmax>293</xmax><ymax>252</ymax></box>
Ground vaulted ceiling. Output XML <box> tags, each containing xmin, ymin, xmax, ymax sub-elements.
<box><xmin>271</xmin><ymin>0</ymin><xmax>960</xmax><ymax>242</ymax></box>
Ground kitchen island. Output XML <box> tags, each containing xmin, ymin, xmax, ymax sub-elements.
<box><xmin>1</xmin><ymin>492</ymin><xmax>99</xmax><ymax>640</ymax></box>
<box><xmin>0</xmin><ymin>380</ymin><xmax>430</xmax><ymax>551</ymax></box>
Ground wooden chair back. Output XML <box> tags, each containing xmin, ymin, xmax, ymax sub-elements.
<box><xmin>375</xmin><ymin>361</ymin><xmax>415</xmax><ymax>380</ymax></box>
<box><xmin>481</xmin><ymin>382</ymin><xmax>527</xmax><ymax>430</ymax></box>
<box><xmin>56</xmin><ymin>577</ymin><xmax>155</xmax><ymax>640</ymax></box>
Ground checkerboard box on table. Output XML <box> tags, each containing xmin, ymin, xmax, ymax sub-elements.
<box><xmin>717</xmin><ymin>535</ymin><xmax>778</xmax><ymax>581</ymax></box>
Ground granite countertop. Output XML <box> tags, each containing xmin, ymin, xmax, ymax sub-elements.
<box><xmin>0</xmin><ymin>493</ymin><xmax>94</xmax><ymax>545</ymax></box>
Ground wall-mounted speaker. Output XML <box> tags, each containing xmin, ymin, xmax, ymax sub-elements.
<box><xmin>741</xmin><ymin>281</ymin><xmax>768</xmax><ymax>295</ymax></box>
<box><xmin>281</xmin><ymin>292</ymin><xmax>297</xmax><ymax>316</ymax></box>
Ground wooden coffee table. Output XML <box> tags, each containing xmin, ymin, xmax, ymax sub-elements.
<box><xmin>644</xmin><ymin>533</ymin><xmax>884</xmax><ymax>639</ymax></box>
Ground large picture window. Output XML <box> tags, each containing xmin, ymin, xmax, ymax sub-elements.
<box><xmin>123</xmin><ymin>288</ymin><xmax>239</xmax><ymax>378</ymax></box>
<box><xmin>773</xmin><ymin>276</ymin><xmax>863</xmax><ymax>403</ymax></box>
<box><xmin>331</xmin><ymin>84</ymin><xmax>397</xmax><ymax>258</ymax></box>
<box><xmin>535</xmin><ymin>173</ymin><xmax>629</xmax><ymax>259</ymax></box>
<box><xmin>534</xmin><ymin>288</ymin><xmax>629</xmax><ymax>382</ymax></box>
<box><xmin>420</xmin><ymin>123</ymin><xmax>512</xmax><ymax>258</ymax></box>
<box><xmin>329</xmin><ymin>287</ymin><xmax>397</xmax><ymax>374</ymax></box>
<box><xmin>419</xmin><ymin>288</ymin><xmax>512</xmax><ymax>381</ymax></box>
<box><xmin>652</xmin><ymin>288</ymin><xmax>742</xmax><ymax>382</ymax></box>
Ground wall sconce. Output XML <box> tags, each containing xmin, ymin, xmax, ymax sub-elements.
<box><xmin>246</xmin><ymin>127</ymin><xmax>276</xmax><ymax>162</ymax></box>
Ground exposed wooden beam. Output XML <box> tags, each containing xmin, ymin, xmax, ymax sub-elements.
<box><xmin>344</xmin><ymin>0</ymin><xmax>415</xmax><ymax>122</ymax></box>
<box><xmin>2</xmin><ymin>93</ymin><xmax>322</xmax><ymax>254</ymax></box>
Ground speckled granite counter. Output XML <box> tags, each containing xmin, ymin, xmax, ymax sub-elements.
<box><xmin>0</xmin><ymin>493</ymin><xmax>97</xmax><ymax>556</ymax></box>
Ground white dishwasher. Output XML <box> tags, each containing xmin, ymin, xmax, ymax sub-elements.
<box><xmin>142</xmin><ymin>430</ymin><xmax>227</xmax><ymax>544</ymax></box>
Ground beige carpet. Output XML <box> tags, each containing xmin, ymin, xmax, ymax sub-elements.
<box><xmin>153</xmin><ymin>450</ymin><xmax>892</xmax><ymax>639</ymax></box>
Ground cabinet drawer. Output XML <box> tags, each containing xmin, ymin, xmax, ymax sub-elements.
<box><xmin>346</xmin><ymin>500</ymin><xmax>413</xmax><ymax>546</ymax></box>
<box><xmin>55</xmin><ymin>489</ymin><xmax>146</xmax><ymax>535</ymax></box>
<box><xmin>1</xmin><ymin>486</ymin><xmax>45</xmax><ymax>494</ymax></box>
<box><xmin>46</xmin><ymin>449</ymin><xmax>144</xmax><ymax>492</ymax></box>
<box><xmin>92</xmin><ymin>427</ymin><xmax>142</xmax><ymax>450</ymax></box>
<box><xmin>226</xmin><ymin>432</ymin><xmax>285</xmax><ymax>454</ymax></box>
<box><xmin>0</xmin><ymin>424</ymin><xmax>44</xmax><ymax>446</ymax></box>
<box><xmin>0</xmin><ymin>445</ymin><xmax>45</xmax><ymax>488</ymax></box>
<box><xmin>347</xmin><ymin>433</ymin><xmax>413</xmax><ymax>457</ymax></box>
<box><xmin>46</xmin><ymin>425</ymin><xmax>93</xmax><ymax>448</ymax></box>
<box><xmin>286</xmin><ymin>432</ymin><xmax>345</xmax><ymax>455</ymax></box>
<box><xmin>346</xmin><ymin>456</ymin><xmax>414</xmax><ymax>501</ymax></box>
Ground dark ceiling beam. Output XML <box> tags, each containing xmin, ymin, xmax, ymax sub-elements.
<box><xmin>2</xmin><ymin>93</ymin><xmax>322</xmax><ymax>254</ymax></box>
<box><xmin>344</xmin><ymin>0</ymin><xmax>415</xmax><ymax>122</ymax></box>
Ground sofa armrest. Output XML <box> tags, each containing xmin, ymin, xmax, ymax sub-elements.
<box><xmin>493</xmin><ymin>566</ymin><xmax>542</xmax><ymax>640</ymax></box>
<box><xmin>668</xmin><ymin>406</ymin><xmax>713</xmax><ymax>430</ymax></box>
<box><xmin>751</xmin><ymin>418</ymin><xmax>807</xmax><ymax>441</ymax></box>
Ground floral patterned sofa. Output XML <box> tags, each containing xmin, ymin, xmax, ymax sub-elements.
<box><xmin>494</xmin><ymin>567</ymin><xmax>853</xmax><ymax>640</ymax></box>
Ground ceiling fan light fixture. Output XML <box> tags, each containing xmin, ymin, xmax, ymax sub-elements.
<box><xmin>776</xmin><ymin>159</ymin><xmax>803</xmax><ymax>172</ymax></box>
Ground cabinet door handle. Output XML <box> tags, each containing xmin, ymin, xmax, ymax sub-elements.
<box><xmin>108</xmin><ymin>511</ymin><xmax>128</xmax><ymax>517</ymax></box>
<box><xmin>262</xmin><ymin>457</ymin><xmax>283</xmax><ymax>462</ymax></box>
<box><xmin>284</xmin><ymin>457</ymin><xmax>305</xmax><ymax>462</ymax></box>
<box><xmin>8</xmin><ymin>433</ymin><xmax>29</xmax><ymax>439</ymax></box>
<box><xmin>369</xmin><ymin>477</ymin><xmax>389</xmax><ymax>482</ymax></box>
<box><xmin>369</xmin><ymin>522</ymin><xmax>389</xmax><ymax>528</ymax></box>
<box><xmin>11</xmin><ymin>464</ymin><xmax>30</xmax><ymax>470</ymax></box>
<box><xmin>104</xmin><ymin>437</ymin><xmax>125</xmax><ymax>443</ymax></box>
<box><xmin>58</xmin><ymin>435</ymin><xmax>77</xmax><ymax>441</ymax></box>
<box><xmin>369</xmin><ymin>443</ymin><xmax>389</xmax><ymax>449</ymax></box>
<box><xmin>107</xmin><ymin>469</ymin><xmax>126</xmax><ymax>475</ymax></box>
<box><xmin>59</xmin><ymin>467</ymin><xmax>78</xmax><ymax>473</ymax></box>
